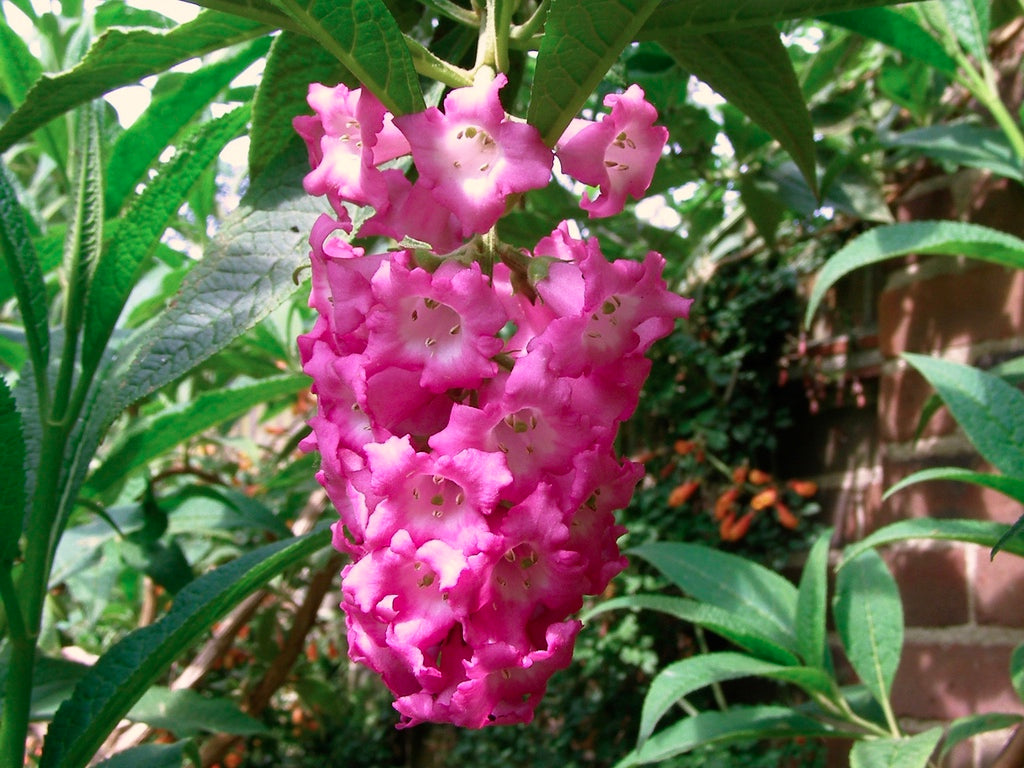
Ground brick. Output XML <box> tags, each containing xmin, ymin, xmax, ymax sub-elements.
<box><xmin>884</xmin><ymin>545</ymin><xmax>969</xmax><ymax>627</ymax></box>
<box><xmin>974</xmin><ymin>546</ymin><xmax>1024</xmax><ymax>627</ymax></box>
<box><xmin>878</xmin><ymin>364</ymin><xmax>958</xmax><ymax>444</ymax></box>
<box><xmin>890</xmin><ymin>642</ymin><xmax>1023</xmax><ymax>720</ymax></box>
<box><xmin>879</xmin><ymin>263</ymin><xmax>1024</xmax><ymax>359</ymax></box>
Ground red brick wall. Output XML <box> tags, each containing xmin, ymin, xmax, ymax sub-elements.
<box><xmin>796</xmin><ymin>256</ymin><xmax>1024</xmax><ymax>767</ymax></box>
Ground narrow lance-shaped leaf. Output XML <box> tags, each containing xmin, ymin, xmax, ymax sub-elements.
<box><xmin>940</xmin><ymin>0</ymin><xmax>990</xmax><ymax>63</ymax></box>
<box><xmin>840</xmin><ymin>518</ymin><xmax>1024</xmax><ymax>565</ymax></box>
<box><xmin>38</xmin><ymin>526</ymin><xmax>331</xmax><ymax>768</ymax></box>
<box><xmin>804</xmin><ymin>221</ymin><xmax>1024</xmax><ymax>325</ymax></box>
<box><xmin>638</xmin><ymin>651</ymin><xmax>834</xmax><ymax>746</ymax></box>
<box><xmin>833</xmin><ymin>548</ymin><xmax>902</xmax><ymax>714</ymax></box>
<box><xmin>629</xmin><ymin>542</ymin><xmax>799</xmax><ymax>653</ymax></box>
<box><xmin>105</xmin><ymin>37</ymin><xmax>271</xmax><ymax>216</ymax></box>
<box><xmin>880</xmin><ymin>123</ymin><xmax>1023</xmax><ymax>183</ymax></box>
<box><xmin>86</xmin><ymin>374</ymin><xmax>309</xmax><ymax>495</ymax></box>
<box><xmin>641</xmin><ymin>0</ymin><xmax>927</xmax><ymax>35</ymax></box>
<box><xmin>0</xmin><ymin>10</ymin><xmax>269</xmax><ymax>152</ymax></box>
<box><xmin>650</xmin><ymin>27</ymin><xmax>817</xmax><ymax>194</ymax></box>
<box><xmin>0</xmin><ymin>376</ymin><xmax>25</xmax><ymax>564</ymax></box>
<box><xmin>583</xmin><ymin>594</ymin><xmax>799</xmax><ymax>665</ymax></box>
<box><xmin>850</xmin><ymin>727</ymin><xmax>943</xmax><ymax>768</ymax></box>
<box><xmin>82</xmin><ymin>105</ymin><xmax>251</xmax><ymax>376</ymax></box>
<box><xmin>905</xmin><ymin>353</ymin><xmax>1024</xmax><ymax>478</ymax></box>
<box><xmin>528</xmin><ymin>0</ymin><xmax>663</xmax><ymax>146</ymax></box>
<box><xmin>819</xmin><ymin>7</ymin><xmax>958</xmax><ymax>75</ymax></box>
<box><xmin>795</xmin><ymin>528</ymin><xmax>833</xmax><ymax>670</ymax></box>
<box><xmin>249</xmin><ymin>29</ymin><xmax>354</xmax><ymax>183</ymax></box>
<box><xmin>0</xmin><ymin>166</ymin><xmax>49</xmax><ymax>389</ymax></box>
<box><xmin>942</xmin><ymin>714</ymin><xmax>1023</xmax><ymax>759</ymax></box>
<box><xmin>268</xmin><ymin>0</ymin><xmax>424</xmax><ymax>116</ymax></box>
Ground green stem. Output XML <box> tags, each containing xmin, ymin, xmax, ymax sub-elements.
<box><xmin>694</xmin><ymin>627</ymin><xmax>729</xmax><ymax>712</ymax></box>
<box><xmin>406</xmin><ymin>37</ymin><xmax>474</xmax><ymax>87</ymax></box>
<box><xmin>421</xmin><ymin>0</ymin><xmax>479</xmax><ymax>26</ymax></box>
<box><xmin>510</xmin><ymin>0</ymin><xmax>547</xmax><ymax>41</ymax></box>
<box><xmin>952</xmin><ymin>52</ymin><xmax>1024</xmax><ymax>162</ymax></box>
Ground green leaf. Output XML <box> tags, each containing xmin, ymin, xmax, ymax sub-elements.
<box><xmin>38</xmin><ymin>526</ymin><xmax>330</xmax><ymax>768</ymax></box>
<box><xmin>840</xmin><ymin>518</ymin><xmax>1024</xmax><ymax>564</ymax></box>
<box><xmin>249</xmin><ymin>30</ymin><xmax>354</xmax><ymax>182</ymax></box>
<box><xmin>882</xmin><ymin>123</ymin><xmax>1023</xmax><ymax>182</ymax></box>
<box><xmin>796</xmin><ymin>528</ymin><xmax>833</xmax><ymax>670</ymax></box>
<box><xmin>0</xmin><ymin>376</ymin><xmax>25</xmax><ymax>563</ymax></box>
<box><xmin>833</xmin><ymin>548</ymin><xmax>902</xmax><ymax>710</ymax></box>
<box><xmin>849</xmin><ymin>728</ymin><xmax>942</xmax><ymax>768</ymax></box>
<box><xmin>638</xmin><ymin>651</ymin><xmax>834</xmax><ymax>746</ymax></box>
<box><xmin>820</xmin><ymin>7</ymin><xmax>958</xmax><ymax>75</ymax></box>
<box><xmin>528</xmin><ymin>0</ymin><xmax>662</xmax><ymax>145</ymax></box>
<box><xmin>27</xmin><ymin>655</ymin><xmax>89</xmax><ymax>720</ymax></box>
<box><xmin>86</xmin><ymin>374</ymin><xmax>307</xmax><ymax>495</ymax></box>
<box><xmin>804</xmin><ymin>221</ymin><xmax>1024</xmax><ymax>326</ymax></box>
<box><xmin>615</xmin><ymin>705</ymin><xmax>849</xmax><ymax>768</ymax></box>
<box><xmin>127</xmin><ymin>687</ymin><xmax>269</xmax><ymax>737</ymax></box>
<box><xmin>942</xmin><ymin>713</ymin><xmax>1022</xmax><ymax>758</ymax></box>
<box><xmin>1011</xmin><ymin>643</ymin><xmax>1024</xmax><ymax>701</ymax></box>
<box><xmin>941</xmin><ymin>0</ymin><xmax>990</xmax><ymax>63</ymax></box>
<box><xmin>166</xmin><ymin>486</ymin><xmax>292</xmax><ymax>538</ymax></box>
<box><xmin>583</xmin><ymin>594</ymin><xmax>799</xmax><ymax>665</ymax></box>
<box><xmin>0</xmin><ymin>164</ymin><xmax>49</xmax><ymax>381</ymax></box>
<box><xmin>0</xmin><ymin>12</ymin><xmax>268</xmax><ymax>152</ymax></box>
<box><xmin>105</xmin><ymin>38</ymin><xmax>271</xmax><ymax>216</ymax></box>
<box><xmin>268</xmin><ymin>0</ymin><xmax>423</xmax><ymax>116</ymax></box>
<box><xmin>94</xmin><ymin>741</ymin><xmax>199</xmax><ymax>768</ymax></box>
<box><xmin>641</xmin><ymin>0</ymin><xmax>924</xmax><ymax>35</ymax></box>
<box><xmin>651</xmin><ymin>27</ymin><xmax>818</xmax><ymax>194</ymax></box>
<box><xmin>904</xmin><ymin>353</ymin><xmax>1024</xmax><ymax>478</ymax></box>
<box><xmin>82</xmin><ymin>105</ymin><xmax>251</xmax><ymax>375</ymax></box>
<box><xmin>629</xmin><ymin>542</ymin><xmax>799</xmax><ymax>654</ymax></box>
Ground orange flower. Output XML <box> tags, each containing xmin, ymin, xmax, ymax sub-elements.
<box><xmin>732</xmin><ymin>465</ymin><xmax>748</xmax><ymax>484</ymax></box>
<box><xmin>714</xmin><ymin>487</ymin><xmax>739</xmax><ymax>520</ymax></box>
<box><xmin>721</xmin><ymin>511</ymin><xmax>755</xmax><ymax>541</ymax></box>
<box><xmin>674</xmin><ymin>439</ymin><xmax>696</xmax><ymax>456</ymax></box>
<box><xmin>775</xmin><ymin>501</ymin><xmax>800</xmax><ymax>529</ymax></box>
<box><xmin>788</xmin><ymin>479</ymin><xmax>818</xmax><ymax>497</ymax></box>
<box><xmin>749</xmin><ymin>468</ymin><xmax>772</xmax><ymax>485</ymax></box>
<box><xmin>668</xmin><ymin>480</ymin><xmax>700</xmax><ymax>507</ymax></box>
<box><xmin>750</xmin><ymin>487</ymin><xmax>778</xmax><ymax>511</ymax></box>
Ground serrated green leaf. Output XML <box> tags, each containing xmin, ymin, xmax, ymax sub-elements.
<box><xmin>127</xmin><ymin>687</ymin><xmax>269</xmax><ymax>737</ymax></box>
<box><xmin>882</xmin><ymin>123</ymin><xmax>1024</xmax><ymax>182</ymax></box>
<box><xmin>833</xmin><ymin>548</ymin><xmax>902</xmax><ymax>710</ymax></box>
<box><xmin>0</xmin><ymin>164</ymin><xmax>49</xmax><ymax>383</ymax></box>
<box><xmin>638</xmin><ymin>652</ymin><xmax>834</xmax><ymax>746</ymax></box>
<box><xmin>0</xmin><ymin>11</ymin><xmax>269</xmax><ymax>152</ymax></box>
<box><xmin>528</xmin><ymin>0</ymin><xmax>662</xmax><ymax>145</ymax></box>
<box><xmin>616</xmin><ymin>705</ymin><xmax>849</xmax><ymax>768</ymax></box>
<box><xmin>249</xmin><ymin>29</ymin><xmax>354</xmax><ymax>182</ymax></box>
<box><xmin>87</xmin><ymin>374</ymin><xmax>307</xmax><ymax>495</ymax></box>
<box><xmin>840</xmin><ymin>518</ymin><xmax>1024</xmax><ymax>566</ymax></box>
<box><xmin>82</xmin><ymin>105</ymin><xmax>251</xmax><ymax>375</ymax></box>
<box><xmin>942</xmin><ymin>713</ymin><xmax>1022</xmax><ymax>758</ymax></box>
<box><xmin>850</xmin><ymin>728</ymin><xmax>942</xmax><ymax>768</ymax></box>
<box><xmin>917</xmin><ymin>355</ymin><xmax>1024</xmax><ymax>441</ymax></box>
<box><xmin>941</xmin><ymin>0</ymin><xmax>990</xmax><ymax>63</ymax></box>
<box><xmin>93</xmin><ymin>741</ymin><xmax>199</xmax><ymax>768</ymax></box>
<box><xmin>805</xmin><ymin>221</ymin><xmax>1024</xmax><ymax>326</ymax></box>
<box><xmin>105</xmin><ymin>38</ymin><xmax>270</xmax><ymax>216</ymax></box>
<box><xmin>629</xmin><ymin>542</ymin><xmax>799</xmax><ymax>654</ymax></box>
<box><xmin>186</xmin><ymin>0</ymin><xmax>304</xmax><ymax>32</ymax></box>
<box><xmin>652</xmin><ymin>27</ymin><xmax>818</xmax><ymax>194</ymax></box>
<box><xmin>269</xmin><ymin>0</ymin><xmax>423</xmax><ymax>116</ymax></box>
<box><xmin>796</xmin><ymin>528</ymin><xmax>833</xmax><ymax>670</ymax></box>
<box><xmin>905</xmin><ymin>353</ymin><xmax>1024</xmax><ymax>478</ymax></box>
<box><xmin>166</xmin><ymin>486</ymin><xmax>292</xmax><ymax>538</ymax></box>
<box><xmin>640</xmin><ymin>0</ymin><xmax>922</xmax><ymax>36</ymax></box>
<box><xmin>820</xmin><ymin>7</ymin><xmax>958</xmax><ymax>75</ymax></box>
<box><xmin>38</xmin><ymin>526</ymin><xmax>330</xmax><ymax>768</ymax></box>
<box><xmin>0</xmin><ymin>376</ymin><xmax>25</xmax><ymax>563</ymax></box>
<box><xmin>583</xmin><ymin>594</ymin><xmax>799</xmax><ymax>665</ymax></box>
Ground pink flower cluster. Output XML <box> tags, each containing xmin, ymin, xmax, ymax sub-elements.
<box><xmin>295</xmin><ymin>75</ymin><xmax>691</xmax><ymax>728</ymax></box>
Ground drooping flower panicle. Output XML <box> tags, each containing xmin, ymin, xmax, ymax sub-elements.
<box><xmin>295</xmin><ymin>77</ymin><xmax>690</xmax><ymax>728</ymax></box>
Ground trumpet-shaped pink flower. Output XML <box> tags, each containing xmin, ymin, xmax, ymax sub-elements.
<box><xmin>394</xmin><ymin>75</ymin><xmax>553</xmax><ymax>236</ymax></box>
<box><xmin>556</xmin><ymin>85</ymin><xmax>668</xmax><ymax>217</ymax></box>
